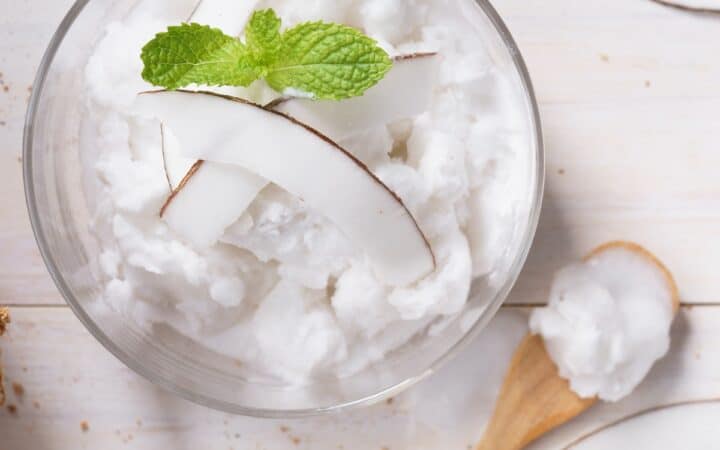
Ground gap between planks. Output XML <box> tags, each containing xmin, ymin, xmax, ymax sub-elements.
<box><xmin>504</xmin><ymin>302</ymin><xmax>720</xmax><ymax>308</ymax></box>
<box><xmin>3</xmin><ymin>302</ymin><xmax>720</xmax><ymax>310</ymax></box>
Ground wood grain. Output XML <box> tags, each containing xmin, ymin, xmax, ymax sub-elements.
<box><xmin>476</xmin><ymin>335</ymin><xmax>597</xmax><ymax>450</ymax></box>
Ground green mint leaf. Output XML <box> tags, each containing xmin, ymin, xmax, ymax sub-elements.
<box><xmin>265</xmin><ymin>21</ymin><xmax>392</xmax><ymax>100</ymax></box>
<box><xmin>141</xmin><ymin>23</ymin><xmax>259</xmax><ymax>89</ymax></box>
<box><xmin>140</xmin><ymin>10</ymin><xmax>393</xmax><ymax>100</ymax></box>
<box><xmin>245</xmin><ymin>9</ymin><xmax>283</xmax><ymax>70</ymax></box>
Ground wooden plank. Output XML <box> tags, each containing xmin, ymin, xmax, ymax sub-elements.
<box><xmin>498</xmin><ymin>0</ymin><xmax>720</xmax><ymax>304</ymax></box>
<box><xmin>0</xmin><ymin>0</ymin><xmax>75</xmax><ymax>305</ymax></box>
<box><xmin>0</xmin><ymin>306</ymin><xmax>717</xmax><ymax>449</ymax></box>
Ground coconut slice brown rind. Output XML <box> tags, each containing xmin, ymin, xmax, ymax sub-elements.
<box><xmin>584</xmin><ymin>241</ymin><xmax>680</xmax><ymax>312</ymax></box>
<box><xmin>159</xmin><ymin>160</ymin><xmax>204</xmax><ymax>217</ymax></box>
<box><xmin>392</xmin><ymin>52</ymin><xmax>438</xmax><ymax>61</ymax></box>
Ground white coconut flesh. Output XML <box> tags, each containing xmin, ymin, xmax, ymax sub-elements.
<box><xmin>273</xmin><ymin>53</ymin><xmax>439</xmax><ymax>142</ymax></box>
<box><xmin>160</xmin><ymin>124</ymin><xmax>197</xmax><ymax>190</ymax></box>
<box><xmin>159</xmin><ymin>160</ymin><xmax>267</xmax><ymax>248</ymax></box>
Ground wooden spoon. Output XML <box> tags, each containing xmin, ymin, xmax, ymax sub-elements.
<box><xmin>476</xmin><ymin>241</ymin><xmax>680</xmax><ymax>450</ymax></box>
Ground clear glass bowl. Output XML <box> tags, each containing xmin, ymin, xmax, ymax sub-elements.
<box><xmin>24</xmin><ymin>0</ymin><xmax>544</xmax><ymax>417</ymax></box>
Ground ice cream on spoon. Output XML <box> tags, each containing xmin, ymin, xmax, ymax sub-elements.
<box><xmin>477</xmin><ymin>241</ymin><xmax>680</xmax><ymax>450</ymax></box>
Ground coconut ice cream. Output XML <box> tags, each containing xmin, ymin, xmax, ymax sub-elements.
<box><xmin>82</xmin><ymin>0</ymin><xmax>535</xmax><ymax>384</ymax></box>
<box><xmin>530</xmin><ymin>243</ymin><xmax>678</xmax><ymax>401</ymax></box>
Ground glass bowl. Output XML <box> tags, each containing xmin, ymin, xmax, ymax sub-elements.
<box><xmin>24</xmin><ymin>0</ymin><xmax>544</xmax><ymax>417</ymax></box>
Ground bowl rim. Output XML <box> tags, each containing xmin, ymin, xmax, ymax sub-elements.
<box><xmin>23</xmin><ymin>0</ymin><xmax>545</xmax><ymax>417</ymax></box>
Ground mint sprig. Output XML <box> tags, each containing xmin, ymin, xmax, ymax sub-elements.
<box><xmin>141</xmin><ymin>23</ymin><xmax>258</xmax><ymax>90</ymax></box>
<box><xmin>140</xmin><ymin>9</ymin><xmax>393</xmax><ymax>100</ymax></box>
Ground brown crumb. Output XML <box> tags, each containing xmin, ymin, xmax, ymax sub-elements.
<box><xmin>386</xmin><ymin>397</ymin><xmax>394</xmax><ymax>405</ymax></box>
<box><xmin>600</xmin><ymin>53</ymin><xmax>609</xmax><ymax>62</ymax></box>
<box><xmin>12</xmin><ymin>382</ymin><xmax>24</xmax><ymax>399</ymax></box>
<box><xmin>2</xmin><ymin>86</ymin><xmax>8</xmax><ymax>93</ymax></box>
<box><xmin>136</xmin><ymin>419</ymin><xmax>142</xmax><ymax>427</ymax></box>
<box><xmin>644</xmin><ymin>80</ymin><xmax>651</xmax><ymax>88</ymax></box>
<box><xmin>0</xmin><ymin>308</ymin><xmax>9</xmax><ymax>335</ymax></box>
<box><xmin>0</xmin><ymin>121</ymin><xmax>6</xmax><ymax>126</ymax></box>
<box><xmin>81</xmin><ymin>420</ymin><xmax>89</xmax><ymax>432</ymax></box>
<box><xmin>32</xmin><ymin>401</ymin><xmax>40</xmax><ymax>409</ymax></box>
<box><xmin>280</xmin><ymin>425</ymin><xmax>289</xmax><ymax>433</ymax></box>
<box><xmin>291</xmin><ymin>437</ymin><xmax>301</xmax><ymax>445</ymax></box>
<box><xmin>558</xmin><ymin>168</ymin><xmax>565</xmax><ymax>175</ymax></box>
<box><xmin>22</xmin><ymin>367</ymin><xmax>27</xmax><ymax>373</ymax></box>
<box><xmin>7</xmin><ymin>404</ymin><xmax>17</xmax><ymax>415</ymax></box>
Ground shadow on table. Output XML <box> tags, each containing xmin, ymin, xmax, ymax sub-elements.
<box><xmin>507</xmin><ymin>179</ymin><xmax>580</xmax><ymax>305</ymax></box>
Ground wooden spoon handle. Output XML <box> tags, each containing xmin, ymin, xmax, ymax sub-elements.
<box><xmin>476</xmin><ymin>334</ymin><xmax>597</xmax><ymax>450</ymax></box>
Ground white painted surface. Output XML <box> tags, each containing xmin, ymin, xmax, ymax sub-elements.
<box><xmin>1</xmin><ymin>0</ymin><xmax>719</xmax><ymax>448</ymax></box>
<box><xmin>566</xmin><ymin>401</ymin><xmax>720</xmax><ymax>450</ymax></box>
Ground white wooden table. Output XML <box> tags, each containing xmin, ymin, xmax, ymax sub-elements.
<box><xmin>1</xmin><ymin>1</ymin><xmax>719</xmax><ymax>448</ymax></box>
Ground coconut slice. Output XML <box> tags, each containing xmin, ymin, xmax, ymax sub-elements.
<box><xmin>188</xmin><ymin>0</ymin><xmax>260</xmax><ymax>34</ymax></box>
<box><xmin>159</xmin><ymin>161</ymin><xmax>266</xmax><ymax>247</ymax></box>
<box><xmin>136</xmin><ymin>90</ymin><xmax>435</xmax><ymax>286</ymax></box>
<box><xmin>272</xmin><ymin>53</ymin><xmax>440</xmax><ymax>141</ymax></box>
<box><xmin>156</xmin><ymin>128</ymin><xmax>268</xmax><ymax>247</ymax></box>
<box><xmin>160</xmin><ymin>124</ymin><xmax>197</xmax><ymax>190</ymax></box>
